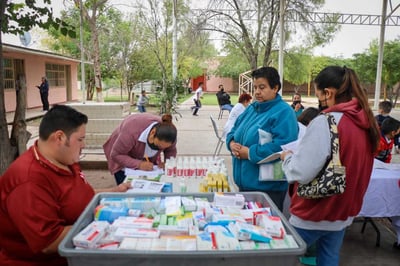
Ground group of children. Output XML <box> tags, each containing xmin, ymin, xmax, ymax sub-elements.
<box><xmin>375</xmin><ymin>100</ymin><xmax>400</xmax><ymax>164</ymax></box>
<box><xmin>293</xmin><ymin>95</ymin><xmax>400</xmax><ymax>164</ymax></box>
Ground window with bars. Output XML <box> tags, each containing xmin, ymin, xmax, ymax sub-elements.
<box><xmin>45</xmin><ymin>63</ymin><xmax>66</xmax><ymax>87</ymax></box>
<box><xmin>3</xmin><ymin>58</ymin><xmax>15</xmax><ymax>90</ymax></box>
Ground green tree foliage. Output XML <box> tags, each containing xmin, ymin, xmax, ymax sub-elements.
<box><xmin>353</xmin><ymin>39</ymin><xmax>400</xmax><ymax>103</ymax></box>
<box><xmin>353</xmin><ymin>39</ymin><xmax>400</xmax><ymax>87</ymax></box>
<box><xmin>214</xmin><ymin>43</ymin><xmax>250</xmax><ymax>79</ymax></box>
<box><xmin>283</xmin><ymin>48</ymin><xmax>313</xmax><ymax>86</ymax></box>
<box><xmin>200</xmin><ymin>0</ymin><xmax>339</xmax><ymax>71</ymax></box>
<box><xmin>0</xmin><ymin>0</ymin><xmax>74</xmax><ymax>175</ymax></box>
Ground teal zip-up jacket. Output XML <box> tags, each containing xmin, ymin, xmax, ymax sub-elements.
<box><xmin>226</xmin><ymin>94</ymin><xmax>298</xmax><ymax>192</ymax></box>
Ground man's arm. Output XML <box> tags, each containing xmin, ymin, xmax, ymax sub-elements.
<box><xmin>41</xmin><ymin>226</ymin><xmax>72</xmax><ymax>254</ymax></box>
<box><xmin>94</xmin><ymin>182</ymin><xmax>131</xmax><ymax>194</ymax></box>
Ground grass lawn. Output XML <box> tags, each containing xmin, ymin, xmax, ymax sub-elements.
<box><xmin>103</xmin><ymin>92</ymin><xmax>239</xmax><ymax>108</ymax></box>
<box><xmin>197</xmin><ymin>93</ymin><xmax>239</xmax><ymax>105</ymax></box>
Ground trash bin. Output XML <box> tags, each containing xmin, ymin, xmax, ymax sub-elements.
<box><xmin>59</xmin><ymin>192</ymin><xmax>306</xmax><ymax>266</ymax></box>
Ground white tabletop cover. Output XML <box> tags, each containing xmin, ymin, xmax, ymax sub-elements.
<box><xmin>358</xmin><ymin>160</ymin><xmax>400</xmax><ymax>217</ymax></box>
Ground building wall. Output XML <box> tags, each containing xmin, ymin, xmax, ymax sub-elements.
<box><xmin>206</xmin><ymin>76</ymin><xmax>238</xmax><ymax>93</ymax></box>
<box><xmin>3</xmin><ymin>50</ymin><xmax>79</xmax><ymax>112</ymax></box>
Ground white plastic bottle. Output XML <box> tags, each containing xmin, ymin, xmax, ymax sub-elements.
<box><xmin>189</xmin><ymin>156</ymin><xmax>196</xmax><ymax>178</ymax></box>
<box><xmin>176</xmin><ymin>157</ymin><xmax>183</xmax><ymax>177</ymax></box>
<box><xmin>183</xmin><ymin>156</ymin><xmax>189</xmax><ymax>178</ymax></box>
<box><xmin>195</xmin><ymin>156</ymin><xmax>202</xmax><ymax>178</ymax></box>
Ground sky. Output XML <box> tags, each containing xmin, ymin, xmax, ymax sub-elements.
<box><xmin>312</xmin><ymin>0</ymin><xmax>400</xmax><ymax>57</ymax></box>
<box><xmin>2</xmin><ymin>0</ymin><xmax>399</xmax><ymax>58</ymax></box>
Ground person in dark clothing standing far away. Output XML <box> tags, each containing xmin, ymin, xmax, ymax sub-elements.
<box><xmin>36</xmin><ymin>76</ymin><xmax>50</xmax><ymax>111</ymax></box>
<box><xmin>281</xmin><ymin>66</ymin><xmax>380</xmax><ymax>266</ymax></box>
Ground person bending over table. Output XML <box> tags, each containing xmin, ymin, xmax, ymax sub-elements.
<box><xmin>103</xmin><ymin>113</ymin><xmax>178</xmax><ymax>185</ymax></box>
<box><xmin>0</xmin><ymin>105</ymin><xmax>131</xmax><ymax>266</ymax></box>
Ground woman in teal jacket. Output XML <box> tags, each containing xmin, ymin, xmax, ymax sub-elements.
<box><xmin>226</xmin><ymin>67</ymin><xmax>298</xmax><ymax>211</ymax></box>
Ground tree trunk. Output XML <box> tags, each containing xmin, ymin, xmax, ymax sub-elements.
<box><xmin>393</xmin><ymin>82</ymin><xmax>400</xmax><ymax>108</ymax></box>
<box><xmin>0</xmin><ymin>1</ymin><xmax>14</xmax><ymax>175</ymax></box>
<box><xmin>90</xmin><ymin>10</ymin><xmax>103</xmax><ymax>102</ymax></box>
<box><xmin>10</xmin><ymin>74</ymin><xmax>31</xmax><ymax>157</ymax></box>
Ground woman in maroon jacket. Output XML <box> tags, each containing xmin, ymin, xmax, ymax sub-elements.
<box><xmin>281</xmin><ymin>66</ymin><xmax>380</xmax><ymax>266</ymax></box>
<box><xmin>103</xmin><ymin>113</ymin><xmax>177</xmax><ymax>184</ymax></box>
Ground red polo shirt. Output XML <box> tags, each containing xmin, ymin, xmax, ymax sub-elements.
<box><xmin>0</xmin><ymin>143</ymin><xmax>95</xmax><ymax>266</ymax></box>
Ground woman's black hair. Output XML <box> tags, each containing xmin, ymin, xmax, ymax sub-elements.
<box><xmin>297</xmin><ymin>107</ymin><xmax>320</xmax><ymax>126</ymax></box>
<box><xmin>251</xmin><ymin>67</ymin><xmax>281</xmax><ymax>92</ymax></box>
<box><xmin>314</xmin><ymin>65</ymin><xmax>380</xmax><ymax>152</ymax></box>
<box><xmin>153</xmin><ymin>114</ymin><xmax>177</xmax><ymax>143</ymax></box>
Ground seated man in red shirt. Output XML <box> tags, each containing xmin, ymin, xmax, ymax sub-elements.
<box><xmin>375</xmin><ymin>117</ymin><xmax>400</xmax><ymax>163</ymax></box>
<box><xmin>0</xmin><ymin>105</ymin><xmax>131</xmax><ymax>266</ymax></box>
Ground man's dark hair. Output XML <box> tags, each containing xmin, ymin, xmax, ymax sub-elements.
<box><xmin>378</xmin><ymin>100</ymin><xmax>392</xmax><ymax>114</ymax></box>
<box><xmin>381</xmin><ymin>117</ymin><xmax>400</xmax><ymax>135</ymax></box>
<box><xmin>39</xmin><ymin>105</ymin><xmax>88</xmax><ymax>140</ymax></box>
<box><xmin>251</xmin><ymin>67</ymin><xmax>281</xmax><ymax>92</ymax></box>
<box><xmin>297</xmin><ymin>107</ymin><xmax>319</xmax><ymax>126</ymax></box>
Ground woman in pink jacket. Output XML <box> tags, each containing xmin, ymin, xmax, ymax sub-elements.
<box><xmin>103</xmin><ymin>113</ymin><xmax>177</xmax><ymax>184</ymax></box>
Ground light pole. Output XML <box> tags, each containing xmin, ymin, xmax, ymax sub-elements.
<box><xmin>172</xmin><ymin>0</ymin><xmax>177</xmax><ymax>81</ymax></box>
<box><xmin>278</xmin><ymin>0</ymin><xmax>285</xmax><ymax>95</ymax></box>
<box><xmin>79</xmin><ymin>0</ymin><xmax>86</xmax><ymax>104</ymax></box>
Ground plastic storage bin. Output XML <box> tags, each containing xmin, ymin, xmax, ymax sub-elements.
<box><xmin>59</xmin><ymin>192</ymin><xmax>306</xmax><ymax>266</ymax></box>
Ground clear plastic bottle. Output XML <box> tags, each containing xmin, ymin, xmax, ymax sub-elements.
<box><xmin>183</xmin><ymin>156</ymin><xmax>190</xmax><ymax>177</ymax></box>
<box><xmin>189</xmin><ymin>156</ymin><xmax>196</xmax><ymax>178</ymax></box>
<box><xmin>195</xmin><ymin>156</ymin><xmax>203</xmax><ymax>178</ymax></box>
<box><xmin>176</xmin><ymin>157</ymin><xmax>183</xmax><ymax>177</ymax></box>
<box><xmin>179</xmin><ymin>177</ymin><xmax>187</xmax><ymax>193</ymax></box>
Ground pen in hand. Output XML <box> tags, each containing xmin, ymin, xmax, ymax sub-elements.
<box><xmin>140</xmin><ymin>155</ymin><xmax>153</xmax><ymax>171</ymax></box>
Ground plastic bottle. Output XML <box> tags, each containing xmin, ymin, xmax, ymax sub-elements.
<box><xmin>201</xmin><ymin>156</ymin><xmax>208</xmax><ymax>177</ymax></box>
<box><xmin>189</xmin><ymin>156</ymin><xmax>196</xmax><ymax>178</ymax></box>
<box><xmin>176</xmin><ymin>157</ymin><xmax>183</xmax><ymax>177</ymax></box>
<box><xmin>165</xmin><ymin>158</ymin><xmax>174</xmax><ymax>178</ymax></box>
<box><xmin>195</xmin><ymin>156</ymin><xmax>203</xmax><ymax>178</ymax></box>
<box><xmin>94</xmin><ymin>205</ymin><xmax>139</xmax><ymax>223</ymax></box>
<box><xmin>179</xmin><ymin>177</ymin><xmax>187</xmax><ymax>193</ymax></box>
<box><xmin>183</xmin><ymin>156</ymin><xmax>190</xmax><ymax>177</ymax></box>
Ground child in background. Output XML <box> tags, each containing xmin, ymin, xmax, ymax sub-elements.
<box><xmin>375</xmin><ymin>117</ymin><xmax>400</xmax><ymax>163</ymax></box>
<box><xmin>296</xmin><ymin>107</ymin><xmax>320</xmax><ymax>140</ymax></box>
<box><xmin>375</xmin><ymin>100</ymin><xmax>393</xmax><ymax>127</ymax></box>
<box><xmin>137</xmin><ymin>90</ymin><xmax>149</xmax><ymax>113</ymax></box>
<box><xmin>374</xmin><ymin>100</ymin><xmax>400</xmax><ymax>154</ymax></box>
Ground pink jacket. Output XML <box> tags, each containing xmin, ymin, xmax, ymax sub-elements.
<box><xmin>103</xmin><ymin>113</ymin><xmax>177</xmax><ymax>174</ymax></box>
